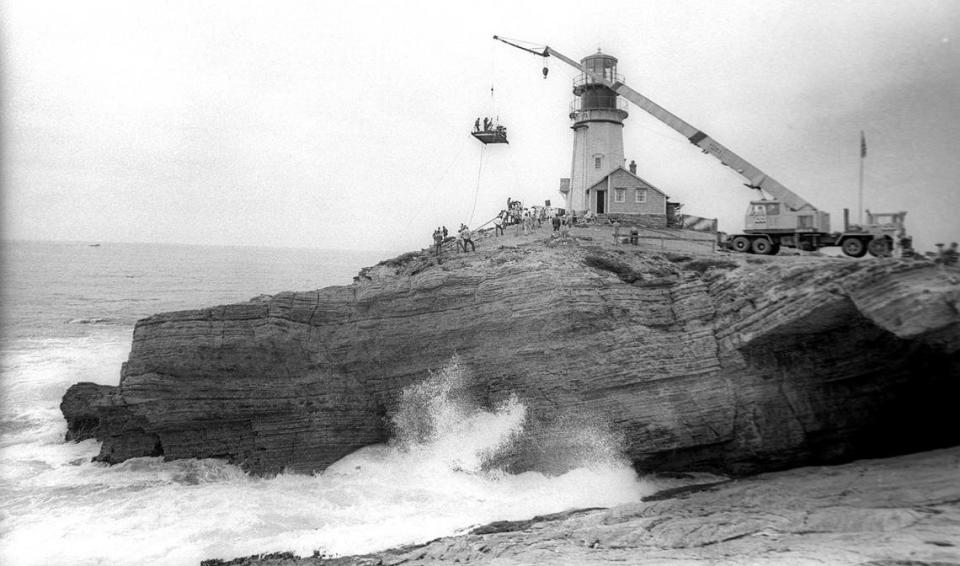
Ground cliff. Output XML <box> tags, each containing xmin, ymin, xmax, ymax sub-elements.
<box><xmin>61</xmin><ymin>228</ymin><xmax>960</xmax><ymax>476</ymax></box>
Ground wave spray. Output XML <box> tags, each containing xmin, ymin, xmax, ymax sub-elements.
<box><xmin>1</xmin><ymin>356</ymin><xmax>652</xmax><ymax>565</ymax></box>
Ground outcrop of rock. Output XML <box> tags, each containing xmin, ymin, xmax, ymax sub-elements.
<box><xmin>203</xmin><ymin>446</ymin><xmax>960</xmax><ymax>565</ymax></box>
<box><xmin>61</xmin><ymin>233</ymin><xmax>960</xmax><ymax>475</ymax></box>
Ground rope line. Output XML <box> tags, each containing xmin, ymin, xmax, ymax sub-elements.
<box><xmin>473</xmin><ymin>214</ymin><xmax>498</xmax><ymax>231</ymax></box>
<box><xmin>468</xmin><ymin>143</ymin><xmax>485</xmax><ymax>226</ymax></box>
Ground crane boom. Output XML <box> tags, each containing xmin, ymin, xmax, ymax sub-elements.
<box><xmin>493</xmin><ymin>35</ymin><xmax>817</xmax><ymax>212</ymax></box>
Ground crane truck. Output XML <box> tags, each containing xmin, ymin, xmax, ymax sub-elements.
<box><xmin>493</xmin><ymin>36</ymin><xmax>910</xmax><ymax>258</ymax></box>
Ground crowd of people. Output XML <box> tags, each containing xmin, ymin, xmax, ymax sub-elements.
<box><xmin>430</xmin><ymin>197</ymin><xmax>577</xmax><ymax>259</ymax></box>
<box><xmin>484</xmin><ymin>198</ymin><xmax>589</xmax><ymax>241</ymax></box>
<box><xmin>492</xmin><ymin>198</ymin><xmax>564</xmax><ymax>237</ymax></box>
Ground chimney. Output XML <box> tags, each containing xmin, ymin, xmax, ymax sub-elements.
<box><xmin>629</xmin><ymin>160</ymin><xmax>637</xmax><ymax>175</ymax></box>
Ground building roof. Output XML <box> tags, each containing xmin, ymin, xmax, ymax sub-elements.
<box><xmin>586</xmin><ymin>166</ymin><xmax>671</xmax><ymax>200</ymax></box>
<box><xmin>580</xmin><ymin>50</ymin><xmax>618</xmax><ymax>64</ymax></box>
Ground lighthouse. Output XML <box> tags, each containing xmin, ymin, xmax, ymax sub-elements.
<box><xmin>561</xmin><ymin>50</ymin><xmax>628</xmax><ymax>213</ymax></box>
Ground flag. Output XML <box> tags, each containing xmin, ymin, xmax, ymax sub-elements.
<box><xmin>860</xmin><ymin>131</ymin><xmax>867</xmax><ymax>158</ymax></box>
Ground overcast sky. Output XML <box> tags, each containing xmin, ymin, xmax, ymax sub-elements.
<box><xmin>3</xmin><ymin>0</ymin><xmax>958</xmax><ymax>253</ymax></box>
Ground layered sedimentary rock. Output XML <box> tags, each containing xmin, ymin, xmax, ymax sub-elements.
<box><xmin>61</xmin><ymin>236</ymin><xmax>960</xmax><ymax>475</ymax></box>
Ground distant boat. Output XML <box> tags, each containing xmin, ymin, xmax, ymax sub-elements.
<box><xmin>88</xmin><ymin>244</ymin><xmax>101</xmax><ymax>247</ymax></box>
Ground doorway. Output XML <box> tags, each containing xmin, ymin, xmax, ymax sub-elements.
<box><xmin>596</xmin><ymin>190</ymin><xmax>606</xmax><ymax>214</ymax></box>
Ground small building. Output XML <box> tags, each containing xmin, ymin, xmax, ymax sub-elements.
<box><xmin>585</xmin><ymin>161</ymin><xmax>669</xmax><ymax>228</ymax></box>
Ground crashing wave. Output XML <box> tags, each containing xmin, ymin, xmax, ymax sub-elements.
<box><xmin>388</xmin><ymin>355</ymin><xmax>630</xmax><ymax>476</ymax></box>
<box><xmin>390</xmin><ymin>355</ymin><xmax>526</xmax><ymax>473</ymax></box>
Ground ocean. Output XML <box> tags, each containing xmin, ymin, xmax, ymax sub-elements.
<box><xmin>0</xmin><ymin>240</ymin><xmax>651</xmax><ymax>565</ymax></box>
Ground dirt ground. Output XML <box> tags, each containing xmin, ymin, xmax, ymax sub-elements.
<box><xmin>470</xmin><ymin>221</ymin><xmax>718</xmax><ymax>256</ymax></box>
<box><xmin>462</xmin><ymin>220</ymin><xmax>866</xmax><ymax>266</ymax></box>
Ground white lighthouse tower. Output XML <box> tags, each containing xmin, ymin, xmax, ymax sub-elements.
<box><xmin>561</xmin><ymin>50</ymin><xmax>628</xmax><ymax>213</ymax></box>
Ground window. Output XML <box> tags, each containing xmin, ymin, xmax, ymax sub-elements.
<box><xmin>594</xmin><ymin>155</ymin><xmax>602</xmax><ymax>169</ymax></box>
<box><xmin>614</xmin><ymin>188</ymin><xmax>625</xmax><ymax>203</ymax></box>
<box><xmin>765</xmin><ymin>203</ymin><xmax>780</xmax><ymax>215</ymax></box>
<box><xmin>635</xmin><ymin>188</ymin><xmax>647</xmax><ymax>203</ymax></box>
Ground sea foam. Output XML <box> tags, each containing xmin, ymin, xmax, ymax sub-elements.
<box><xmin>0</xmin><ymin>355</ymin><xmax>653</xmax><ymax>565</ymax></box>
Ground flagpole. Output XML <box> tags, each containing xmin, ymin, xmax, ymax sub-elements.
<box><xmin>858</xmin><ymin>131</ymin><xmax>866</xmax><ymax>225</ymax></box>
<box><xmin>858</xmin><ymin>154</ymin><xmax>863</xmax><ymax>225</ymax></box>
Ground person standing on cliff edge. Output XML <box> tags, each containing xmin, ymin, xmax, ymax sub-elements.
<box><xmin>460</xmin><ymin>224</ymin><xmax>475</xmax><ymax>252</ymax></box>
<box><xmin>432</xmin><ymin>228</ymin><xmax>443</xmax><ymax>257</ymax></box>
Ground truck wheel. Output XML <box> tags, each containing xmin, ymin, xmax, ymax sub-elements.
<box><xmin>868</xmin><ymin>237</ymin><xmax>892</xmax><ymax>257</ymax></box>
<box><xmin>751</xmin><ymin>238</ymin><xmax>774</xmax><ymax>255</ymax></box>
<box><xmin>841</xmin><ymin>238</ymin><xmax>867</xmax><ymax>258</ymax></box>
<box><xmin>732</xmin><ymin>236</ymin><xmax>752</xmax><ymax>253</ymax></box>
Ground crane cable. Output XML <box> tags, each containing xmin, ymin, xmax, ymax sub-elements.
<box><xmin>467</xmin><ymin>44</ymin><xmax>498</xmax><ymax>227</ymax></box>
<box><xmin>490</xmin><ymin>40</ymin><xmax>500</xmax><ymax>128</ymax></box>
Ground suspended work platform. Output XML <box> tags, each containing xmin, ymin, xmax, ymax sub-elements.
<box><xmin>471</xmin><ymin>118</ymin><xmax>508</xmax><ymax>144</ymax></box>
<box><xmin>472</xmin><ymin>129</ymin><xmax>509</xmax><ymax>144</ymax></box>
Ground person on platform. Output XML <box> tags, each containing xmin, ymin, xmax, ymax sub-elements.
<box><xmin>494</xmin><ymin>212</ymin><xmax>505</xmax><ymax>236</ymax></box>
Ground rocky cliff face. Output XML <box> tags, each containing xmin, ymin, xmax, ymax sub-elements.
<box><xmin>61</xmin><ymin>233</ymin><xmax>960</xmax><ymax>476</ymax></box>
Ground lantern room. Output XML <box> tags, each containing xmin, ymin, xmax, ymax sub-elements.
<box><xmin>571</xmin><ymin>51</ymin><xmax>629</xmax><ymax>122</ymax></box>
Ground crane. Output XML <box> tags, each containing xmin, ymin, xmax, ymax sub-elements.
<box><xmin>492</xmin><ymin>35</ymin><xmax>909</xmax><ymax>258</ymax></box>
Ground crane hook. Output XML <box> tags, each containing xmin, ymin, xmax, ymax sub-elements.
<box><xmin>542</xmin><ymin>66</ymin><xmax>549</xmax><ymax>79</ymax></box>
